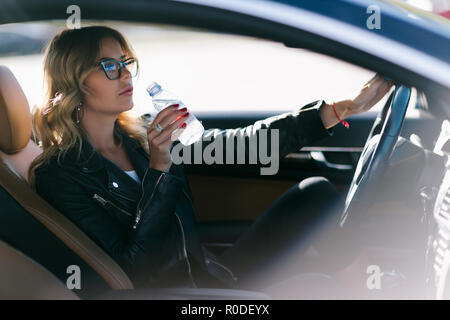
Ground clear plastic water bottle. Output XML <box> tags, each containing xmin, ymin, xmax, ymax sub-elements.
<box><xmin>146</xmin><ymin>82</ymin><xmax>204</xmax><ymax>146</ymax></box>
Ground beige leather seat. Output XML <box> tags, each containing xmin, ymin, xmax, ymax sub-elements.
<box><xmin>0</xmin><ymin>65</ymin><xmax>134</xmax><ymax>297</ymax></box>
<box><xmin>0</xmin><ymin>239</ymin><xmax>79</xmax><ymax>299</ymax></box>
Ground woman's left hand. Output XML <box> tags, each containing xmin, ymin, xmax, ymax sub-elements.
<box><xmin>320</xmin><ymin>74</ymin><xmax>395</xmax><ymax>129</ymax></box>
<box><xmin>348</xmin><ymin>73</ymin><xmax>394</xmax><ymax>115</ymax></box>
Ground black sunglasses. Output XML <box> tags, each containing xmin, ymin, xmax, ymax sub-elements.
<box><xmin>99</xmin><ymin>57</ymin><xmax>138</xmax><ymax>80</ymax></box>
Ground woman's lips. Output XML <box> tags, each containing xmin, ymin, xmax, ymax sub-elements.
<box><xmin>119</xmin><ymin>87</ymin><xmax>133</xmax><ymax>96</ymax></box>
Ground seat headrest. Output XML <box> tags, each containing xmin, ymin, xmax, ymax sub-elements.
<box><xmin>0</xmin><ymin>66</ymin><xmax>32</xmax><ymax>154</ymax></box>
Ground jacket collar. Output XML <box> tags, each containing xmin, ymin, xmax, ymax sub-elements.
<box><xmin>59</xmin><ymin>127</ymin><xmax>149</xmax><ymax>197</ymax></box>
<box><xmin>60</xmin><ymin>126</ymin><xmax>184</xmax><ymax>199</ymax></box>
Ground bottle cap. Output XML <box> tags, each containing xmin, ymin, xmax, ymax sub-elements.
<box><xmin>147</xmin><ymin>82</ymin><xmax>162</xmax><ymax>97</ymax></box>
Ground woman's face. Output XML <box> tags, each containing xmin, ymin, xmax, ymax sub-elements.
<box><xmin>83</xmin><ymin>37</ymin><xmax>134</xmax><ymax>116</ymax></box>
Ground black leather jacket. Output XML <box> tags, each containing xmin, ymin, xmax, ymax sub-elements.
<box><xmin>34</xmin><ymin>100</ymin><xmax>334</xmax><ymax>289</ymax></box>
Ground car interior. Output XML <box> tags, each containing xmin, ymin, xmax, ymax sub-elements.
<box><xmin>0</xmin><ymin>1</ymin><xmax>449</xmax><ymax>300</ymax></box>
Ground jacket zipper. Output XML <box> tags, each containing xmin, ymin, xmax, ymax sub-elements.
<box><xmin>174</xmin><ymin>211</ymin><xmax>197</xmax><ymax>288</ymax></box>
<box><xmin>133</xmin><ymin>171</ymin><xmax>165</xmax><ymax>229</ymax></box>
<box><xmin>109</xmin><ymin>189</ymin><xmax>136</xmax><ymax>202</ymax></box>
<box><xmin>96</xmin><ymin>171</ymin><xmax>235</xmax><ymax>284</ymax></box>
<box><xmin>182</xmin><ymin>189</ymin><xmax>194</xmax><ymax>207</ymax></box>
<box><xmin>92</xmin><ymin>193</ymin><xmax>133</xmax><ymax>217</ymax></box>
<box><xmin>204</xmin><ymin>257</ymin><xmax>238</xmax><ymax>281</ymax></box>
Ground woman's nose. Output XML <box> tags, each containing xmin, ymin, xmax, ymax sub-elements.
<box><xmin>121</xmin><ymin>67</ymin><xmax>132</xmax><ymax>80</ymax></box>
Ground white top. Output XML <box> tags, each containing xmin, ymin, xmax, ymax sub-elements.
<box><xmin>124</xmin><ymin>170</ymin><xmax>141</xmax><ymax>184</ymax></box>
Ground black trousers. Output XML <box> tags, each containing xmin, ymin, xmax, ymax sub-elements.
<box><xmin>218</xmin><ymin>176</ymin><xmax>352</xmax><ymax>291</ymax></box>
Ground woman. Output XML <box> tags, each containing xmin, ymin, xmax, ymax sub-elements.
<box><xmin>29</xmin><ymin>26</ymin><xmax>393</xmax><ymax>291</ymax></box>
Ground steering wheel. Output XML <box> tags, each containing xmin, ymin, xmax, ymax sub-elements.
<box><xmin>339</xmin><ymin>85</ymin><xmax>411</xmax><ymax>227</ymax></box>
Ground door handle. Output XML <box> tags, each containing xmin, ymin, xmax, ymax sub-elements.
<box><xmin>310</xmin><ymin>151</ymin><xmax>354</xmax><ymax>171</ymax></box>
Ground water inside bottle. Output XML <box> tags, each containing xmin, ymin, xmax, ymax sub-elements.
<box><xmin>152</xmin><ymin>99</ymin><xmax>184</xmax><ymax>112</ymax></box>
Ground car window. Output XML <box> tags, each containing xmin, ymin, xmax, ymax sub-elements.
<box><xmin>0</xmin><ymin>21</ymin><xmax>390</xmax><ymax>115</ymax></box>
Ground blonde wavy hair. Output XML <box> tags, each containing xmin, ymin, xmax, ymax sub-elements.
<box><xmin>28</xmin><ymin>26</ymin><xmax>149</xmax><ymax>187</ymax></box>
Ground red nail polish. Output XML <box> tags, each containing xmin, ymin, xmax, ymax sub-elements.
<box><xmin>179</xmin><ymin>107</ymin><xmax>187</xmax><ymax>112</ymax></box>
<box><xmin>181</xmin><ymin>123</ymin><xmax>187</xmax><ymax>128</ymax></box>
<box><xmin>172</xmin><ymin>104</ymin><xmax>179</xmax><ymax>108</ymax></box>
<box><xmin>183</xmin><ymin>112</ymin><xmax>189</xmax><ymax>117</ymax></box>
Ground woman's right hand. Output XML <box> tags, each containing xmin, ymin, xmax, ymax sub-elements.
<box><xmin>147</xmin><ymin>104</ymin><xmax>189</xmax><ymax>172</ymax></box>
